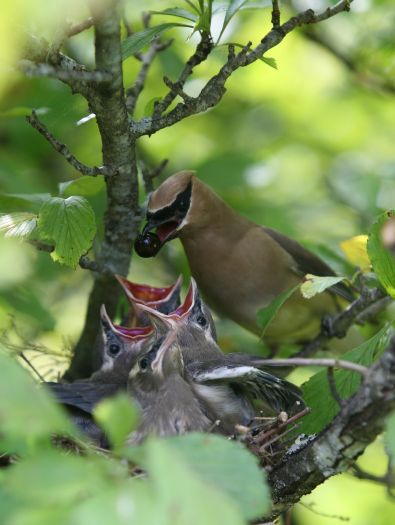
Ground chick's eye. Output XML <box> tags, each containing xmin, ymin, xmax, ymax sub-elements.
<box><xmin>139</xmin><ymin>356</ymin><xmax>150</xmax><ymax>371</ymax></box>
<box><xmin>109</xmin><ymin>343</ymin><xmax>121</xmax><ymax>356</ymax></box>
<box><xmin>196</xmin><ymin>315</ymin><xmax>207</xmax><ymax>327</ymax></box>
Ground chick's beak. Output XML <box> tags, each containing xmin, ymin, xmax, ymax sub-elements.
<box><xmin>152</xmin><ymin>331</ymin><xmax>180</xmax><ymax>374</ymax></box>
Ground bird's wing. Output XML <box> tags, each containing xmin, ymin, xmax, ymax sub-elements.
<box><xmin>189</xmin><ymin>362</ymin><xmax>304</xmax><ymax>412</ymax></box>
<box><xmin>45</xmin><ymin>382</ymin><xmax>120</xmax><ymax>414</ymax></box>
<box><xmin>263</xmin><ymin>227</ymin><xmax>354</xmax><ymax>302</ymax></box>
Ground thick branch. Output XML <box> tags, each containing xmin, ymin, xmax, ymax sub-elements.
<box><xmin>65</xmin><ymin>0</ymin><xmax>140</xmax><ymax>380</ymax></box>
<box><xmin>266</xmin><ymin>339</ymin><xmax>395</xmax><ymax>519</ymax></box>
<box><xmin>26</xmin><ymin>111</ymin><xmax>109</xmax><ymax>177</ymax></box>
<box><xmin>131</xmin><ymin>0</ymin><xmax>353</xmax><ymax>137</ymax></box>
<box><xmin>19</xmin><ymin>60</ymin><xmax>111</xmax><ymax>83</ymax></box>
<box><xmin>297</xmin><ymin>287</ymin><xmax>389</xmax><ymax>358</ymax></box>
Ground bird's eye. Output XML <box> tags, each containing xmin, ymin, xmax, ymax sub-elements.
<box><xmin>178</xmin><ymin>197</ymin><xmax>189</xmax><ymax>212</ymax></box>
<box><xmin>139</xmin><ymin>356</ymin><xmax>150</xmax><ymax>371</ymax></box>
<box><xmin>109</xmin><ymin>343</ymin><xmax>121</xmax><ymax>356</ymax></box>
<box><xmin>196</xmin><ymin>315</ymin><xmax>207</xmax><ymax>327</ymax></box>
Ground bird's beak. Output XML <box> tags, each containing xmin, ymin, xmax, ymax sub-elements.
<box><xmin>142</xmin><ymin>214</ymin><xmax>183</xmax><ymax>245</ymax></box>
<box><xmin>152</xmin><ymin>331</ymin><xmax>179</xmax><ymax>374</ymax></box>
<box><xmin>116</xmin><ymin>274</ymin><xmax>183</xmax><ymax>306</ymax></box>
<box><xmin>100</xmin><ymin>304</ymin><xmax>153</xmax><ymax>341</ymax></box>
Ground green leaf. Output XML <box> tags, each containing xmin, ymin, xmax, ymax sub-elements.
<box><xmin>260</xmin><ymin>56</ymin><xmax>277</xmax><ymax>69</ymax></box>
<box><xmin>59</xmin><ymin>177</ymin><xmax>105</xmax><ymax>198</ymax></box>
<box><xmin>163</xmin><ymin>433</ymin><xmax>271</xmax><ymax>520</ymax></box>
<box><xmin>150</xmin><ymin>8</ymin><xmax>199</xmax><ymax>23</ymax></box>
<box><xmin>0</xmin><ymin>212</ymin><xmax>37</xmax><ymax>238</ymax></box>
<box><xmin>299</xmin><ymin>325</ymin><xmax>391</xmax><ymax>435</ymax></box>
<box><xmin>0</xmin><ymin>349</ymin><xmax>74</xmax><ymax>452</ymax></box>
<box><xmin>121</xmin><ymin>23</ymin><xmax>192</xmax><ymax>60</ymax></box>
<box><xmin>140</xmin><ymin>436</ymin><xmax>246</xmax><ymax>525</ymax></box>
<box><xmin>0</xmin><ymin>286</ymin><xmax>56</xmax><ymax>331</ymax></box>
<box><xmin>93</xmin><ymin>394</ymin><xmax>139</xmax><ymax>452</ymax></box>
<box><xmin>385</xmin><ymin>411</ymin><xmax>395</xmax><ymax>462</ymax></box>
<box><xmin>367</xmin><ymin>210</ymin><xmax>395</xmax><ymax>298</ymax></box>
<box><xmin>217</xmin><ymin>0</ymin><xmax>248</xmax><ymax>42</ymax></box>
<box><xmin>256</xmin><ymin>284</ymin><xmax>299</xmax><ymax>335</ymax></box>
<box><xmin>300</xmin><ymin>274</ymin><xmax>346</xmax><ymax>299</ymax></box>
<box><xmin>38</xmin><ymin>196</ymin><xmax>96</xmax><ymax>268</ymax></box>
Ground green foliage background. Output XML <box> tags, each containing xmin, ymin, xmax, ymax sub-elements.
<box><xmin>0</xmin><ymin>0</ymin><xmax>395</xmax><ymax>523</ymax></box>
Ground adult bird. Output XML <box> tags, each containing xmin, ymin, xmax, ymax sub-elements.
<box><xmin>127</xmin><ymin>331</ymin><xmax>214</xmax><ymax>444</ymax></box>
<box><xmin>116</xmin><ymin>274</ymin><xmax>182</xmax><ymax>327</ymax></box>
<box><xmin>135</xmin><ymin>170</ymin><xmax>354</xmax><ymax>345</ymax></box>
<box><xmin>138</xmin><ymin>279</ymin><xmax>304</xmax><ymax>433</ymax></box>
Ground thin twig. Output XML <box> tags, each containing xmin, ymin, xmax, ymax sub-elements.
<box><xmin>26</xmin><ymin>111</ymin><xmax>111</xmax><ymax>177</ymax></box>
<box><xmin>19</xmin><ymin>352</ymin><xmax>46</xmax><ymax>382</ymax></box>
<box><xmin>255</xmin><ymin>358</ymin><xmax>369</xmax><ymax>377</ymax></box>
<box><xmin>79</xmin><ymin>256</ymin><xmax>114</xmax><ymax>276</ymax></box>
<box><xmin>271</xmin><ymin>0</ymin><xmax>281</xmax><ymax>29</ymax></box>
<box><xmin>255</xmin><ymin>407</ymin><xmax>311</xmax><ymax>446</ymax></box>
<box><xmin>19</xmin><ymin>60</ymin><xmax>111</xmax><ymax>83</ymax></box>
<box><xmin>126</xmin><ymin>39</ymin><xmax>173</xmax><ymax>115</ymax></box>
<box><xmin>351</xmin><ymin>462</ymin><xmax>395</xmax><ymax>488</ymax></box>
<box><xmin>141</xmin><ymin>159</ymin><xmax>168</xmax><ymax>194</ymax></box>
<box><xmin>67</xmin><ymin>17</ymin><xmax>95</xmax><ymax>38</ymax></box>
<box><xmin>327</xmin><ymin>367</ymin><xmax>344</xmax><ymax>408</ymax></box>
<box><xmin>297</xmin><ymin>287</ymin><xmax>388</xmax><ymax>357</ymax></box>
<box><xmin>131</xmin><ymin>0</ymin><xmax>353</xmax><ymax>136</ymax></box>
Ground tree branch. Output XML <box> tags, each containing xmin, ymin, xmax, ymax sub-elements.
<box><xmin>266</xmin><ymin>338</ymin><xmax>395</xmax><ymax>519</ymax></box>
<box><xmin>255</xmin><ymin>357</ymin><xmax>369</xmax><ymax>376</ymax></box>
<box><xmin>296</xmin><ymin>287</ymin><xmax>389</xmax><ymax>358</ymax></box>
<box><xmin>65</xmin><ymin>0</ymin><xmax>141</xmax><ymax>380</ymax></box>
<box><xmin>26</xmin><ymin>111</ymin><xmax>110</xmax><ymax>177</ymax></box>
<box><xmin>19</xmin><ymin>60</ymin><xmax>112</xmax><ymax>84</ymax></box>
<box><xmin>126</xmin><ymin>39</ymin><xmax>172</xmax><ymax>115</ymax></box>
<box><xmin>131</xmin><ymin>0</ymin><xmax>353</xmax><ymax>137</ymax></box>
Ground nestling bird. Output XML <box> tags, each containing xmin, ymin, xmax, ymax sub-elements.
<box><xmin>127</xmin><ymin>332</ymin><xmax>214</xmax><ymax>444</ymax></box>
<box><xmin>135</xmin><ymin>171</ymin><xmax>354</xmax><ymax>345</ymax></box>
<box><xmin>46</xmin><ymin>305</ymin><xmax>154</xmax><ymax>446</ymax></box>
<box><xmin>116</xmin><ymin>274</ymin><xmax>182</xmax><ymax>327</ymax></box>
<box><xmin>138</xmin><ymin>279</ymin><xmax>304</xmax><ymax>433</ymax></box>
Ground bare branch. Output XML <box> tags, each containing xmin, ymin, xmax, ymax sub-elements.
<box><xmin>19</xmin><ymin>60</ymin><xmax>112</xmax><ymax>83</ymax></box>
<box><xmin>253</xmin><ymin>357</ymin><xmax>369</xmax><ymax>377</ymax></box>
<box><xmin>26</xmin><ymin>111</ymin><xmax>110</xmax><ymax>177</ymax></box>
<box><xmin>131</xmin><ymin>0</ymin><xmax>353</xmax><ymax>137</ymax></box>
<box><xmin>67</xmin><ymin>17</ymin><xmax>95</xmax><ymax>38</ymax></box>
<box><xmin>351</xmin><ymin>462</ymin><xmax>395</xmax><ymax>488</ymax></box>
<box><xmin>265</xmin><ymin>339</ymin><xmax>395</xmax><ymax>519</ymax></box>
<box><xmin>327</xmin><ymin>367</ymin><xmax>345</xmax><ymax>408</ymax></box>
<box><xmin>141</xmin><ymin>158</ymin><xmax>168</xmax><ymax>194</ymax></box>
<box><xmin>271</xmin><ymin>0</ymin><xmax>281</xmax><ymax>29</ymax></box>
<box><xmin>126</xmin><ymin>39</ymin><xmax>173</xmax><ymax>115</ymax></box>
<box><xmin>79</xmin><ymin>256</ymin><xmax>114</xmax><ymax>276</ymax></box>
<box><xmin>297</xmin><ymin>287</ymin><xmax>389</xmax><ymax>358</ymax></box>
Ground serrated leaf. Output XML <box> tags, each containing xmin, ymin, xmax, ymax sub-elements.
<box><xmin>0</xmin><ymin>349</ymin><xmax>74</xmax><ymax>452</ymax></box>
<box><xmin>0</xmin><ymin>212</ymin><xmax>37</xmax><ymax>238</ymax></box>
<box><xmin>38</xmin><ymin>196</ymin><xmax>96</xmax><ymax>268</ymax></box>
<box><xmin>385</xmin><ymin>411</ymin><xmax>395</xmax><ymax>462</ymax></box>
<box><xmin>300</xmin><ymin>274</ymin><xmax>346</xmax><ymax>299</ymax></box>
<box><xmin>299</xmin><ymin>325</ymin><xmax>391</xmax><ymax>435</ymax></box>
<box><xmin>340</xmin><ymin>235</ymin><xmax>370</xmax><ymax>271</ymax></box>
<box><xmin>151</xmin><ymin>7</ymin><xmax>199</xmax><ymax>23</ymax></box>
<box><xmin>163</xmin><ymin>433</ymin><xmax>271</xmax><ymax>520</ymax></box>
<box><xmin>260</xmin><ymin>56</ymin><xmax>277</xmax><ymax>69</ymax></box>
<box><xmin>256</xmin><ymin>284</ymin><xmax>299</xmax><ymax>336</ymax></box>
<box><xmin>93</xmin><ymin>394</ymin><xmax>139</xmax><ymax>452</ymax></box>
<box><xmin>59</xmin><ymin>177</ymin><xmax>104</xmax><ymax>198</ymax></box>
<box><xmin>121</xmin><ymin>23</ymin><xmax>192</xmax><ymax>60</ymax></box>
<box><xmin>367</xmin><ymin>210</ymin><xmax>395</xmax><ymax>298</ymax></box>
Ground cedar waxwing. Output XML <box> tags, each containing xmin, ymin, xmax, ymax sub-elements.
<box><xmin>116</xmin><ymin>274</ymin><xmax>182</xmax><ymax>327</ymax></box>
<box><xmin>139</xmin><ymin>279</ymin><xmax>303</xmax><ymax>433</ymax></box>
<box><xmin>46</xmin><ymin>305</ymin><xmax>154</xmax><ymax>446</ymax></box>
<box><xmin>127</xmin><ymin>332</ymin><xmax>214</xmax><ymax>444</ymax></box>
<box><xmin>135</xmin><ymin>171</ymin><xmax>354</xmax><ymax>345</ymax></box>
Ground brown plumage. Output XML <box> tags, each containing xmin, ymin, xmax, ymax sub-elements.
<box><xmin>136</xmin><ymin>170</ymin><xmax>354</xmax><ymax>344</ymax></box>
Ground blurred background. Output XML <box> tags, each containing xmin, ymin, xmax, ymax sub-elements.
<box><xmin>0</xmin><ymin>0</ymin><xmax>394</xmax><ymax>522</ymax></box>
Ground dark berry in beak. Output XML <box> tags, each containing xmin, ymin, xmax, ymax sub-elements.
<box><xmin>134</xmin><ymin>232</ymin><xmax>161</xmax><ymax>258</ymax></box>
